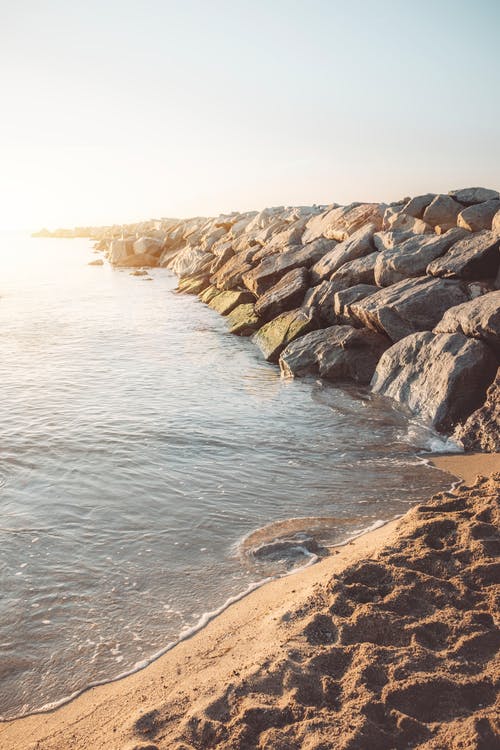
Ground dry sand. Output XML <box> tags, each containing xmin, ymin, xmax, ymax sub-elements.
<box><xmin>1</xmin><ymin>454</ymin><xmax>499</xmax><ymax>750</ymax></box>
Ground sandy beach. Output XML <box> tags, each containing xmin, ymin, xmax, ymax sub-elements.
<box><xmin>1</xmin><ymin>451</ymin><xmax>498</xmax><ymax>750</ymax></box>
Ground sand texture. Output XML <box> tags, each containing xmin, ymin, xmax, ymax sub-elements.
<box><xmin>1</xmin><ymin>467</ymin><xmax>499</xmax><ymax>749</ymax></box>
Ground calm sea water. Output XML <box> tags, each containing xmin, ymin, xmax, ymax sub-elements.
<box><xmin>0</xmin><ymin>235</ymin><xmax>457</xmax><ymax>718</ymax></box>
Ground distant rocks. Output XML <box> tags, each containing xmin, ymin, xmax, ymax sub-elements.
<box><xmin>88</xmin><ymin>259</ymin><xmax>103</xmax><ymax>266</ymax></box>
<box><xmin>50</xmin><ymin>186</ymin><xmax>500</xmax><ymax>441</ymax></box>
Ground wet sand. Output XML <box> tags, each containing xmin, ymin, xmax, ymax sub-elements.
<box><xmin>1</xmin><ymin>453</ymin><xmax>498</xmax><ymax>749</ymax></box>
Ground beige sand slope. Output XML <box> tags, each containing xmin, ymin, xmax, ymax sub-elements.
<box><xmin>1</xmin><ymin>455</ymin><xmax>498</xmax><ymax>749</ymax></box>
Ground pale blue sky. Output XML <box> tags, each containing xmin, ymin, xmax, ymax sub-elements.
<box><xmin>1</xmin><ymin>0</ymin><xmax>499</xmax><ymax>229</ymax></box>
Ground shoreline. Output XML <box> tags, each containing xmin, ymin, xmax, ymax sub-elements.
<box><xmin>2</xmin><ymin>451</ymin><xmax>498</xmax><ymax>750</ymax></box>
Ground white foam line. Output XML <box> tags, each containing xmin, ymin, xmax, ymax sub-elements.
<box><xmin>1</xmin><ymin>518</ymin><xmax>389</xmax><ymax>722</ymax></box>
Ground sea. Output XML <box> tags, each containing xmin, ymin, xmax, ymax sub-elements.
<box><xmin>0</xmin><ymin>233</ymin><xmax>460</xmax><ymax>718</ymax></box>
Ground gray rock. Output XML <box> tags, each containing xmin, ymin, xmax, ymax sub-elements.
<box><xmin>211</xmin><ymin>248</ymin><xmax>255</xmax><ymax>290</ymax></box>
<box><xmin>333</xmin><ymin>284</ymin><xmax>378</xmax><ymax>325</ymax></box>
<box><xmin>109</xmin><ymin>238</ymin><xmax>135</xmax><ymax>264</ymax></box>
<box><xmin>170</xmin><ymin>247</ymin><xmax>213</xmax><ymax>278</ymax></box>
<box><xmin>422</xmin><ymin>194</ymin><xmax>463</xmax><ymax>227</ymax></box>
<box><xmin>255</xmin><ymin>267</ymin><xmax>309</xmax><ymax>322</ymax></box>
<box><xmin>210</xmin><ymin>244</ymin><xmax>234</xmax><ymax>274</ymax></box>
<box><xmin>329</xmin><ymin>252</ymin><xmax>379</xmax><ymax>291</ymax></box>
<box><xmin>427</xmin><ymin>230</ymin><xmax>500</xmax><ymax>280</ymax></box>
<box><xmin>449</xmin><ymin>187</ymin><xmax>500</xmax><ymax>206</ymax></box>
<box><xmin>133</xmin><ymin>237</ymin><xmax>164</xmax><ymax>257</ymax></box>
<box><xmin>371</xmin><ymin>331</ymin><xmax>497</xmax><ymax>433</ymax></box>
<box><xmin>351</xmin><ymin>277</ymin><xmax>470</xmax><ymax>342</ymax></box>
<box><xmin>208</xmin><ymin>290</ymin><xmax>254</xmax><ymax>315</ymax></box>
<box><xmin>493</xmin><ymin>209</ymin><xmax>500</xmax><ymax>236</ymax></box>
<box><xmin>433</xmin><ymin>290</ymin><xmax>500</xmax><ymax>352</ymax></box>
<box><xmin>309</xmin><ymin>224</ymin><xmax>375</xmax><ymax>284</ymax></box>
<box><xmin>242</xmin><ymin>244</ymin><xmax>325</xmax><ymax>297</ymax></box>
<box><xmin>303</xmin><ymin>280</ymin><xmax>338</xmax><ymax>326</ymax></box>
<box><xmin>279</xmin><ymin>325</ymin><xmax>390</xmax><ymax>383</ymax></box>
<box><xmin>374</xmin><ymin>228</ymin><xmax>467</xmax><ymax>287</ymax></box>
<box><xmin>252</xmin><ymin>308</ymin><xmax>317</xmax><ymax>363</ymax></box>
<box><xmin>383</xmin><ymin>208</ymin><xmax>432</xmax><ymax>234</ymax></box>
<box><xmin>302</xmin><ymin>203</ymin><xmax>385</xmax><ymax>243</ymax></box>
<box><xmin>453</xmin><ymin>368</ymin><xmax>500</xmax><ymax>452</ymax></box>
<box><xmin>373</xmin><ymin>230</ymin><xmax>415</xmax><ymax>251</ymax></box>
<box><xmin>402</xmin><ymin>194</ymin><xmax>436</xmax><ymax>219</ymax></box>
<box><xmin>457</xmin><ymin>200</ymin><xmax>500</xmax><ymax>232</ymax></box>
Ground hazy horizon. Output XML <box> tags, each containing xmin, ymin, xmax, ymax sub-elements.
<box><xmin>2</xmin><ymin>0</ymin><xmax>499</xmax><ymax>230</ymax></box>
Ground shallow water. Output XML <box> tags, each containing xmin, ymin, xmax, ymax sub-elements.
<box><xmin>0</xmin><ymin>235</ymin><xmax>457</xmax><ymax>718</ymax></box>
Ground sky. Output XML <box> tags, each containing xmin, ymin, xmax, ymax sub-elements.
<box><xmin>1</xmin><ymin>0</ymin><xmax>499</xmax><ymax>230</ymax></box>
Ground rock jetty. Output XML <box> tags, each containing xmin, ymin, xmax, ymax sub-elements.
<box><xmin>41</xmin><ymin>188</ymin><xmax>500</xmax><ymax>447</ymax></box>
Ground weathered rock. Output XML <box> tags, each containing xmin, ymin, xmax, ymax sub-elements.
<box><xmin>374</xmin><ymin>228</ymin><xmax>467</xmax><ymax>287</ymax></box>
<box><xmin>280</xmin><ymin>325</ymin><xmax>390</xmax><ymax>383</ymax></box>
<box><xmin>453</xmin><ymin>368</ymin><xmax>500</xmax><ymax>452</ymax></box>
<box><xmin>133</xmin><ymin>237</ymin><xmax>164</xmax><ymax>257</ymax></box>
<box><xmin>115</xmin><ymin>253</ymin><xmax>159</xmax><ymax>268</ymax></box>
<box><xmin>427</xmin><ymin>230</ymin><xmax>500</xmax><ymax>280</ymax></box>
<box><xmin>201</xmin><ymin>227</ymin><xmax>227</xmax><ymax>251</ymax></box>
<box><xmin>254</xmin><ymin>267</ymin><xmax>309</xmax><ymax>322</ymax></box>
<box><xmin>329</xmin><ymin>252</ymin><xmax>379</xmax><ymax>291</ymax></box>
<box><xmin>198</xmin><ymin>285</ymin><xmax>220</xmax><ymax>304</ymax></box>
<box><xmin>449</xmin><ymin>187</ymin><xmax>500</xmax><ymax>206</ymax></box>
<box><xmin>176</xmin><ymin>275</ymin><xmax>210</xmax><ymax>295</ymax></box>
<box><xmin>422</xmin><ymin>194</ymin><xmax>463</xmax><ymax>227</ymax></box>
<box><xmin>170</xmin><ymin>247</ymin><xmax>213</xmax><ymax>278</ymax></box>
<box><xmin>457</xmin><ymin>200</ymin><xmax>500</xmax><ymax>232</ymax></box>
<box><xmin>109</xmin><ymin>238</ymin><xmax>135</xmax><ymax>264</ymax></box>
<box><xmin>210</xmin><ymin>244</ymin><xmax>234</xmax><ymax>274</ymax></box>
<box><xmin>433</xmin><ymin>290</ymin><xmax>500</xmax><ymax>352</ymax></box>
<box><xmin>88</xmin><ymin>258</ymin><xmax>103</xmax><ymax>266</ymax></box>
<box><xmin>333</xmin><ymin>284</ymin><xmax>378</xmax><ymax>325</ymax></box>
<box><xmin>373</xmin><ymin>230</ymin><xmax>415</xmax><ymax>252</ymax></box>
<box><xmin>402</xmin><ymin>194</ymin><xmax>436</xmax><ymax>219</ymax></box>
<box><xmin>383</xmin><ymin>208</ymin><xmax>432</xmax><ymax>235</ymax></box>
<box><xmin>371</xmin><ymin>331</ymin><xmax>497</xmax><ymax>433</ymax></box>
<box><xmin>208</xmin><ymin>290</ymin><xmax>254</xmax><ymax>316</ymax></box>
<box><xmin>493</xmin><ymin>209</ymin><xmax>500</xmax><ymax>235</ymax></box>
<box><xmin>351</xmin><ymin>277</ymin><xmax>470</xmax><ymax>342</ymax></box>
<box><xmin>310</xmin><ymin>224</ymin><xmax>375</xmax><ymax>284</ymax></box>
<box><xmin>302</xmin><ymin>280</ymin><xmax>338</xmax><ymax>326</ymax></box>
<box><xmin>252</xmin><ymin>308</ymin><xmax>317</xmax><ymax>363</ymax></box>
<box><xmin>242</xmin><ymin>244</ymin><xmax>325</xmax><ymax>297</ymax></box>
<box><xmin>226</xmin><ymin>303</ymin><xmax>261</xmax><ymax>336</ymax></box>
<box><xmin>302</xmin><ymin>203</ymin><xmax>384</xmax><ymax>244</ymax></box>
<box><xmin>211</xmin><ymin>248</ymin><xmax>255</xmax><ymax>290</ymax></box>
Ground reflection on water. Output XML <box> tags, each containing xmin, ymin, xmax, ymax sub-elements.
<box><xmin>0</xmin><ymin>234</ymin><xmax>455</xmax><ymax>718</ymax></box>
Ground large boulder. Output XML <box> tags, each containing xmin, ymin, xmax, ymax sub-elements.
<box><xmin>170</xmin><ymin>247</ymin><xmax>213</xmax><ymax>278</ymax></box>
<box><xmin>422</xmin><ymin>194</ymin><xmax>463</xmax><ymax>227</ymax></box>
<box><xmin>493</xmin><ymin>209</ymin><xmax>500</xmax><ymax>235</ymax></box>
<box><xmin>211</xmin><ymin>248</ymin><xmax>255</xmax><ymax>290</ymax></box>
<box><xmin>109</xmin><ymin>238</ymin><xmax>135</xmax><ymax>264</ymax></box>
<box><xmin>401</xmin><ymin>193</ymin><xmax>436</xmax><ymax>219</ymax></box>
<box><xmin>371</xmin><ymin>331</ymin><xmax>498</xmax><ymax>433</ymax></box>
<box><xmin>457</xmin><ymin>200</ymin><xmax>500</xmax><ymax>232</ymax></box>
<box><xmin>329</xmin><ymin>252</ymin><xmax>379</xmax><ymax>291</ymax></box>
<box><xmin>302</xmin><ymin>280</ymin><xmax>338</xmax><ymax>326</ymax></box>
<box><xmin>226</xmin><ymin>303</ymin><xmax>261</xmax><ymax>336</ymax></box>
<box><xmin>453</xmin><ymin>369</ymin><xmax>500</xmax><ymax>452</ymax></box>
<box><xmin>449</xmin><ymin>187</ymin><xmax>500</xmax><ymax>206</ymax></box>
<box><xmin>373</xmin><ymin>230</ymin><xmax>415</xmax><ymax>251</ymax></box>
<box><xmin>279</xmin><ymin>325</ymin><xmax>390</xmax><ymax>383</ymax></box>
<box><xmin>309</xmin><ymin>224</ymin><xmax>375</xmax><ymax>284</ymax></box>
<box><xmin>433</xmin><ymin>290</ymin><xmax>500</xmax><ymax>352</ymax></box>
<box><xmin>133</xmin><ymin>236</ymin><xmax>164</xmax><ymax>257</ymax></box>
<box><xmin>350</xmin><ymin>277</ymin><xmax>469</xmax><ymax>342</ymax></box>
<box><xmin>333</xmin><ymin>284</ymin><xmax>378</xmax><ymax>325</ymax></box>
<box><xmin>382</xmin><ymin>210</ymin><xmax>431</xmax><ymax>235</ymax></box>
<box><xmin>208</xmin><ymin>290</ymin><xmax>254</xmax><ymax>315</ymax></box>
<box><xmin>427</xmin><ymin>230</ymin><xmax>500</xmax><ymax>280</ymax></box>
<box><xmin>254</xmin><ymin>267</ymin><xmax>309</xmax><ymax>322</ymax></box>
<box><xmin>374</xmin><ymin>228</ymin><xmax>467</xmax><ymax>287</ymax></box>
<box><xmin>302</xmin><ymin>203</ymin><xmax>384</xmax><ymax>244</ymax></box>
<box><xmin>242</xmin><ymin>244</ymin><xmax>325</xmax><ymax>297</ymax></box>
<box><xmin>252</xmin><ymin>308</ymin><xmax>317</xmax><ymax>363</ymax></box>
